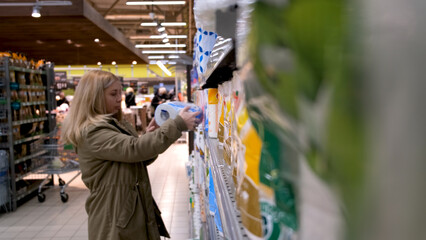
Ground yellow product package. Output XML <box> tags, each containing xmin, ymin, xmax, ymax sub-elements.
<box><xmin>207</xmin><ymin>88</ymin><xmax>219</xmax><ymax>138</ymax></box>
<box><xmin>235</xmin><ymin>105</ymin><xmax>264</xmax><ymax>239</ymax></box>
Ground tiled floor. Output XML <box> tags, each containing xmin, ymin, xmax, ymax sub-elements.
<box><xmin>0</xmin><ymin>143</ymin><xmax>191</xmax><ymax>240</ymax></box>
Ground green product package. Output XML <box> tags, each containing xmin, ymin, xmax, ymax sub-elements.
<box><xmin>242</xmin><ymin>66</ymin><xmax>300</xmax><ymax>239</ymax></box>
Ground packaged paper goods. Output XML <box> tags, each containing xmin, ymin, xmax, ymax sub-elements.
<box><xmin>154</xmin><ymin>101</ymin><xmax>202</xmax><ymax>127</ymax></box>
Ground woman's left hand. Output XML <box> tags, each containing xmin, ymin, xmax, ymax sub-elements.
<box><xmin>147</xmin><ymin>118</ymin><xmax>159</xmax><ymax>132</ymax></box>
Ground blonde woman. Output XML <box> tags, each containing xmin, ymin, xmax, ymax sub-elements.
<box><xmin>61</xmin><ymin>70</ymin><xmax>200</xmax><ymax>240</ymax></box>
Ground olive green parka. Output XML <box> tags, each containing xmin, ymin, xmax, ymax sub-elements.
<box><xmin>77</xmin><ymin>116</ymin><xmax>187</xmax><ymax>240</ymax></box>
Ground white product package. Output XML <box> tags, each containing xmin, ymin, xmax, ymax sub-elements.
<box><xmin>154</xmin><ymin>101</ymin><xmax>202</xmax><ymax>126</ymax></box>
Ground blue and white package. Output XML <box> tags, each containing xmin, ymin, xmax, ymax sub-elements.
<box><xmin>208</xmin><ymin>167</ymin><xmax>224</xmax><ymax>236</ymax></box>
<box><xmin>154</xmin><ymin>101</ymin><xmax>203</xmax><ymax>126</ymax></box>
<box><xmin>195</xmin><ymin>28</ymin><xmax>217</xmax><ymax>76</ymax></box>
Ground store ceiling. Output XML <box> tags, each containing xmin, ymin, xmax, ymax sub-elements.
<box><xmin>0</xmin><ymin>0</ymin><xmax>195</xmax><ymax>66</ymax></box>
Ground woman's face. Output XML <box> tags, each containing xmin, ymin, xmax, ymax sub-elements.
<box><xmin>104</xmin><ymin>80</ymin><xmax>122</xmax><ymax>114</ymax></box>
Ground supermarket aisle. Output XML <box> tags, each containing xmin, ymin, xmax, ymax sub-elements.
<box><xmin>0</xmin><ymin>143</ymin><xmax>190</xmax><ymax>240</ymax></box>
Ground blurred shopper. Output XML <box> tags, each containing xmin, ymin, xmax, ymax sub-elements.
<box><xmin>150</xmin><ymin>87</ymin><xmax>168</xmax><ymax>117</ymax></box>
<box><xmin>125</xmin><ymin>87</ymin><xmax>136</xmax><ymax>108</ymax></box>
<box><xmin>56</xmin><ymin>91</ymin><xmax>69</xmax><ymax>107</ymax></box>
<box><xmin>60</xmin><ymin>70</ymin><xmax>201</xmax><ymax>240</ymax></box>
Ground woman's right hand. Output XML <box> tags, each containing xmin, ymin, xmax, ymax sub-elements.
<box><xmin>179</xmin><ymin>106</ymin><xmax>201</xmax><ymax>131</ymax></box>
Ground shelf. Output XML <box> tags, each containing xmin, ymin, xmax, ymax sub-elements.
<box><xmin>15</xmin><ymin>149</ymin><xmax>48</xmax><ymax>166</ymax></box>
<box><xmin>14</xmin><ymin>134</ymin><xmax>47</xmax><ymax>145</ymax></box>
<box><xmin>12</xmin><ymin>117</ymin><xmax>48</xmax><ymax>126</ymax></box>
<box><xmin>19</xmin><ymin>85</ymin><xmax>47</xmax><ymax>90</ymax></box>
<box><xmin>16</xmin><ymin>179</ymin><xmax>44</xmax><ymax>201</ymax></box>
<box><xmin>9</xmin><ymin>66</ymin><xmax>46</xmax><ymax>75</ymax></box>
<box><xmin>205</xmin><ymin>138</ymin><xmax>247</xmax><ymax>240</ymax></box>
<box><xmin>0</xmin><ymin>134</ymin><xmax>46</xmax><ymax>148</ymax></box>
<box><xmin>21</xmin><ymin>101</ymin><xmax>48</xmax><ymax>106</ymax></box>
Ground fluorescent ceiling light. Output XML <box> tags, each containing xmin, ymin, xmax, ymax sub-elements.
<box><xmin>156</xmin><ymin>61</ymin><xmax>172</xmax><ymax>76</ymax></box>
<box><xmin>0</xmin><ymin>1</ymin><xmax>72</xmax><ymax>6</ymax></box>
<box><xmin>149</xmin><ymin>60</ymin><xmax>176</xmax><ymax>65</ymax></box>
<box><xmin>142</xmin><ymin>50</ymin><xmax>186</xmax><ymax>54</ymax></box>
<box><xmin>135</xmin><ymin>44</ymin><xmax>186</xmax><ymax>48</ymax></box>
<box><xmin>149</xmin><ymin>35</ymin><xmax>187</xmax><ymax>39</ymax></box>
<box><xmin>162</xmin><ymin>38</ymin><xmax>169</xmax><ymax>43</ymax></box>
<box><xmin>141</xmin><ymin>22</ymin><xmax>186</xmax><ymax>27</ymax></box>
<box><xmin>148</xmin><ymin>56</ymin><xmax>165</xmax><ymax>59</ymax></box>
<box><xmin>141</xmin><ymin>22</ymin><xmax>157</xmax><ymax>26</ymax></box>
<box><xmin>161</xmin><ymin>22</ymin><xmax>186</xmax><ymax>26</ymax></box>
<box><xmin>105</xmin><ymin>15</ymin><xmax>165</xmax><ymax>20</ymax></box>
<box><xmin>168</xmin><ymin>55</ymin><xmax>179</xmax><ymax>59</ymax></box>
<box><xmin>157</xmin><ymin>26</ymin><xmax>165</xmax><ymax>32</ymax></box>
<box><xmin>126</xmin><ymin>1</ymin><xmax>186</xmax><ymax>6</ymax></box>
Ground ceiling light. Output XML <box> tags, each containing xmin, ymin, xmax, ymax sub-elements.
<box><xmin>97</xmin><ymin>62</ymin><xmax>102</xmax><ymax>65</ymax></box>
<box><xmin>156</xmin><ymin>61</ymin><xmax>172</xmax><ymax>76</ymax></box>
<box><xmin>168</xmin><ymin>55</ymin><xmax>179</xmax><ymax>59</ymax></box>
<box><xmin>148</xmin><ymin>56</ymin><xmax>165</xmax><ymax>59</ymax></box>
<box><xmin>66</xmin><ymin>39</ymin><xmax>72</xmax><ymax>44</ymax></box>
<box><xmin>141</xmin><ymin>22</ymin><xmax>187</xmax><ymax>27</ymax></box>
<box><xmin>32</xmin><ymin>5</ymin><xmax>41</xmax><ymax>18</ymax></box>
<box><xmin>161</xmin><ymin>22</ymin><xmax>186</xmax><ymax>27</ymax></box>
<box><xmin>162</xmin><ymin>38</ymin><xmax>169</xmax><ymax>43</ymax></box>
<box><xmin>94</xmin><ymin>38</ymin><xmax>100</xmax><ymax>42</ymax></box>
<box><xmin>149</xmin><ymin>60</ymin><xmax>167</xmax><ymax>65</ymax></box>
<box><xmin>168</xmin><ymin>61</ymin><xmax>177</xmax><ymax>65</ymax></box>
<box><xmin>126</xmin><ymin>1</ymin><xmax>185</xmax><ymax>6</ymax></box>
<box><xmin>0</xmin><ymin>1</ymin><xmax>72</xmax><ymax>6</ymax></box>
<box><xmin>112</xmin><ymin>61</ymin><xmax>116</xmax><ymax>65</ymax></box>
<box><xmin>161</xmin><ymin>33</ymin><xmax>168</xmax><ymax>38</ymax></box>
<box><xmin>142</xmin><ymin>50</ymin><xmax>186</xmax><ymax>54</ymax></box>
<box><xmin>157</xmin><ymin>26</ymin><xmax>165</xmax><ymax>32</ymax></box>
<box><xmin>141</xmin><ymin>22</ymin><xmax>157</xmax><ymax>27</ymax></box>
<box><xmin>135</xmin><ymin>44</ymin><xmax>185</xmax><ymax>48</ymax></box>
<box><xmin>132</xmin><ymin>61</ymin><xmax>137</xmax><ymax>65</ymax></box>
<box><xmin>149</xmin><ymin>35</ymin><xmax>187</xmax><ymax>39</ymax></box>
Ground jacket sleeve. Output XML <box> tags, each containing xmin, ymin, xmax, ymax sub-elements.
<box><xmin>82</xmin><ymin>116</ymin><xmax>188</xmax><ymax>163</ymax></box>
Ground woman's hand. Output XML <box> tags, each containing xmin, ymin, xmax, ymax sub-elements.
<box><xmin>146</xmin><ymin>118</ymin><xmax>159</xmax><ymax>132</ymax></box>
<box><xmin>179</xmin><ymin>106</ymin><xmax>202</xmax><ymax>131</ymax></box>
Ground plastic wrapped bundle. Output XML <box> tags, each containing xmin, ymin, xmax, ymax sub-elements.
<box><xmin>194</xmin><ymin>0</ymin><xmax>238</xmax><ymax>31</ymax></box>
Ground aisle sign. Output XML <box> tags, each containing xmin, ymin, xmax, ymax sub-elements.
<box><xmin>54</xmin><ymin>71</ymin><xmax>67</xmax><ymax>90</ymax></box>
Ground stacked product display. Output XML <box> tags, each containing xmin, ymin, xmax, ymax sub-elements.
<box><xmin>0</xmin><ymin>54</ymin><xmax>56</xmax><ymax>211</ymax></box>
<box><xmin>188</xmin><ymin>0</ymin><xmax>359</xmax><ymax>240</ymax></box>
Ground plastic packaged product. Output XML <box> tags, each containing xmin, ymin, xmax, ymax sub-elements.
<box><xmin>194</xmin><ymin>28</ymin><xmax>218</xmax><ymax>78</ymax></box>
<box><xmin>207</xmin><ymin>88</ymin><xmax>219</xmax><ymax>138</ymax></box>
<box><xmin>208</xmin><ymin>167</ymin><xmax>224</xmax><ymax>236</ymax></box>
<box><xmin>193</xmin><ymin>0</ymin><xmax>237</xmax><ymax>31</ymax></box>
<box><xmin>235</xmin><ymin>104</ymin><xmax>264</xmax><ymax>239</ymax></box>
<box><xmin>241</xmin><ymin>64</ymin><xmax>299</xmax><ymax>240</ymax></box>
<box><xmin>154</xmin><ymin>101</ymin><xmax>202</xmax><ymax>126</ymax></box>
<box><xmin>217</xmin><ymin>90</ymin><xmax>225</xmax><ymax>145</ymax></box>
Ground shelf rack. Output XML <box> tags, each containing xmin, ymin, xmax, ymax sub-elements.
<box><xmin>0</xmin><ymin>56</ymin><xmax>56</xmax><ymax>211</ymax></box>
<box><xmin>206</xmin><ymin>138</ymin><xmax>248</xmax><ymax>240</ymax></box>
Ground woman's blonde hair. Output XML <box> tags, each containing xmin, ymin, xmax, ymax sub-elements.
<box><xmin>61</xmin><ymin>70</ymin><xmax>121</xmax><ymax>146</ymax></box>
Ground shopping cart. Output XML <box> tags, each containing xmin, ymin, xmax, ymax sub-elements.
<box><xmin>32</xmin><ymin>129</ymin><xmax>80</xmax><ymax>203</ymax></box>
